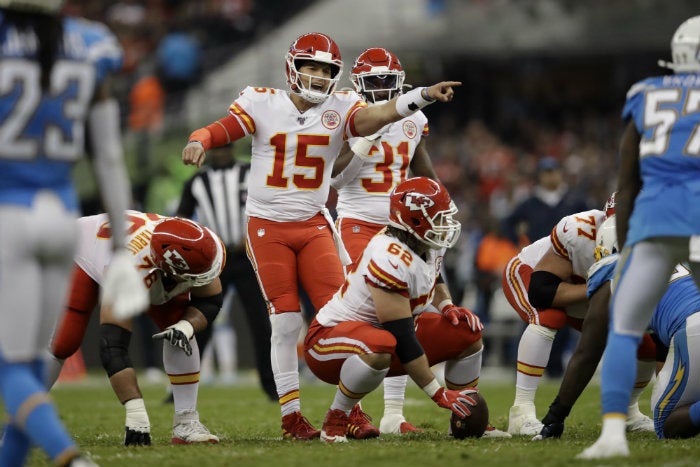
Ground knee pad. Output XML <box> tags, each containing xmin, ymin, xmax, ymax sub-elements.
<box><xmin>99</xmin><ymin>324</ymin><xmax>133</xmax><ymax>377</ymax></box>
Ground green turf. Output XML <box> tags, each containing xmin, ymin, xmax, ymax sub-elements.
<box><xmin>12</xmin><ymin>370</ymin><xmax>700</xmax><ymax>467</ymax></box>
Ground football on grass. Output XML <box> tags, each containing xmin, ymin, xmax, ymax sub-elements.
<box><xmin>450</xmin><ymin>390</ymin><xmax>489</xmax><ymax>439</ymax></box>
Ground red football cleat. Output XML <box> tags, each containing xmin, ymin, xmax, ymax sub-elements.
<box><xmin>347</xmin><ymin>404</ymin><xmax>380</xmax><ymax>439</ymax></box>
<box><xmin>281</xmin><ymin>412</ymin><xmax>321</xmax><ymax>440</ymax></box>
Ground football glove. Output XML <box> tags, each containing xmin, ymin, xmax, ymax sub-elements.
<box><xmin>152</xmin><ymin>320</ymin><xmax>194</xmax><ymax>356</ymax></box>
<box><xmin>124</xmin><ymin>398</ymin><xmax>151</xmax><ymax>446</ymax></box>
<box><xmin>440</xmin><ymin>303</ymin><xmax>483</xmax><ymax>331</ymax></box>
<box><xmin>350</xmin><ymin>133</ymin><xmax>381</xmax><ymax>159</ymax></box>
<box><xmin>532</xmin><ymin>421</ymin><xmax>564</xmax><ymax>441</ymax></box>
<box><xmin>102</xmin><ymin>250</ymin><xmax>149</xmax><ymax>320</ymax></box>
<box><xmin>431</xmin><ymin>387</ymin><xmax>477</xmax><ymax>419</ymax></box>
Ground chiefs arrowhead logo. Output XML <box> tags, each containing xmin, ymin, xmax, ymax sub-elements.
<box><xmin>405</xmin><ymin>193</ymin><xmax>434</xmax><ymax>211</ymax></box>
<box><xmin>163</xmin><ymin>249</ymin><xmax>190</xmax><ymax>271</ymax></box>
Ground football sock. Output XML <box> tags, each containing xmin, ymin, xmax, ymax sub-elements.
<box><xmin>601</xmin><ymin>332</ymin><xmax>640</xmax><ymax>415</ymax></box>
<box><xmin>0</xmin><ymin>360</ymin><xmax>76</xmax><ymax>462</ymax></box>
<box><xmin>445</xmin><ymin>347</ymin><xmax>482</xmax><ymax>388</ymax></box>
<box><xmin>332</xmin><ymin>355</ymin><xmax>388</xmax><ymax>413</ymax></box>
<box><xmin>164</xmin><ymin>337</ymin><xmax>200</xmax><ymax>412</ymax></box>
<box><xmin>514</xmin><ymin>324</ymin><xmax>555</xmax><ymax>403</ymax></box>
<box><xmin>383</xmin><ymin>376</ymin><xmax>408</xmax><ymax>416</ymax></box>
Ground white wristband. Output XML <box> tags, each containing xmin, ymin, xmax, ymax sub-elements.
<box><xmin>422</xmin><ymin>379</ymin><xmax>441</xmax><ymax>398</ymax></box>
<box><xmin>171</xmin><ymin>320</ymin><xmax>195</xmax><ymax>340</ymax></box>
<box><xmin>396</xmin><ymin>87</ymin><xmax>435</xmax><ymax>117</ymax></box>
<box><xmin>438</xmin><ymin>299</ymin><xmax>453</xmax><ymax>311</ymax></box>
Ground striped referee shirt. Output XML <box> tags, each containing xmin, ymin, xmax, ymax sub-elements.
<box><xmin>177</xmin><ymin>162</ymin><xmax>249</xmax><ymax>249</ymax></box>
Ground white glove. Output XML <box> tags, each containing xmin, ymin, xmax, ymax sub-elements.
<box><xmin>152</xmin><ymin>320</ymin><xmax>195</xmax><ymax>356</ymax></box>
<box><xmin>101</xmin><ymin>250</ymin><xmax>149</xmax><ymax>320</ymax></box>
<box><xmin>350</xmin><ymin>133</ymin><xmax>381</xmax><ymax>159</ymax></box>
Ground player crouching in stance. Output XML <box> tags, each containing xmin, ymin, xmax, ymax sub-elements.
<box><xmin>304</xmin><ymin>177</ymin><xmax>496</xmax><ymax>442</ymax></box>
<box><xmin>48</xmin><ymin>211</ymin><xmax>224</xmax><ymax>445</ymax></box>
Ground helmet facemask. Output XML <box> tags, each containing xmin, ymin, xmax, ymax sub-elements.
<box><xmin>286</xmin><ymin>57</ymin><xmax>342</xmax><ymax>104</ymax></box>
<box><xmin>352</xmin><ymin>70</ymin><xmax>405</xmax><ymax>104</ymax></box>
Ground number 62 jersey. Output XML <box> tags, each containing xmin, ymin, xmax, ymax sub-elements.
<box><xmin>316</xmin><ymin>231</ymin><xmax>444</xmax><ymax>327</ymax></box>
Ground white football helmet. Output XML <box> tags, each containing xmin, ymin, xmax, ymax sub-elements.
<box><xmin>594</xmin><ymin>215</ymin><xmax>618</xmax><ymax>261</ymax></box>
<box><xmin>659</xmin><ymin>15</ymin><xmax>700</xmax><ymax>73</ymax></box>
<box><xmin>0</xmin><ymin>0</ymin><xmax>64</xmax><ymax>13</ymax></box>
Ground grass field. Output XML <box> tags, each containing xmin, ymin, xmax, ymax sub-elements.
<box><xmin>14</xmin><ymin>368</ymin><xmax>700</xmax><ymax>467</ymax></box>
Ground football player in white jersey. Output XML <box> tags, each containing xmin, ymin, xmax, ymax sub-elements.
<box><xmin>502</xmin><ymin>195</ymin><xmax>655</xmax><ymax>436</ymax></box>
<box><xmin>304</xmin><ymin>177</ymin><xmax>489</xmax><ymax>443</ymax></box>
<box><xmin>0</xmin><ymin>2</ymin><xmax>146</xmax><ymax>466</ymax></box>
<box><xmin>331</xmin><ymin>47</ymin><xmax>438</xmax><ymax>435</ymax></box>
<box><xmin>49</xmin><ymin>212</ymin><xmax>224</xmax><ymax>446</ymax></box>
<box><xmin>181</xmin><ymin>32</ymin><xmax>460</xmax><ymax>440</ymax></box>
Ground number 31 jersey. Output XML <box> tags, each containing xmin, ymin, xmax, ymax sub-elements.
<box><xmin>0</xmin><ymin>14</ymin><xmax>122</xmax><ymax>209</ymax></box>
<box><xmin>316</xmin><ymin>232</ymin><xmax>444</xmax><ymax>327</ymax></box>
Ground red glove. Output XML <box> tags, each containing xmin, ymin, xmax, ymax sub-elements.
<box><xmin>441</xmin><ymin>303</ymin><xmax>483</xmax><ymax>331</ymax></box>
<box><xmin>431</xmin><ymin>387</ymin><xmax>478</xmax><ymax>418</ymax></box>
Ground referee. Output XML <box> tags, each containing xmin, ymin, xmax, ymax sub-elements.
<box><xmin>176</xmin><ymin>143</ymin><xmax>277</xmax><ymax>401</ymax></box>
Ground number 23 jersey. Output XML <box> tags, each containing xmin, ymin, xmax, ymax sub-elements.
<box><xmin>316</xmin><ymin>232</ymin><xmax>444</xmax><ymax>327</ymax></box>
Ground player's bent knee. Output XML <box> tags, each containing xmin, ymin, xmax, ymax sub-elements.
<box><xmin>663</xmin><ymin>406</ymin><xmax>700</xmax><ymax>439</ymax></box>
<box><xmin>100</xmin><ymin>323</ymin><xmax>133</xmax><ymax>377</ymax></box>
<box><xmin>361</xmin><ymin>352</ymin><xmax>391</xmax><ymax>370</ymax></box>
<box><xmin>537</xmin><ymin>310</ymin><xmax>568</xmax><ymax>330</ymax></box>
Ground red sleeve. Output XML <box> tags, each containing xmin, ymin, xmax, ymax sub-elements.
<box><xmin>188</xmin><ymin>114</ymin><xmax>246</xmax><ymax>150</ymax></box>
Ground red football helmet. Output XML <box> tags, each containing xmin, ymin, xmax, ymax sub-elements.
<box><xmin>150</xmin><ymin>218</ymin><xmax>225</xmax><ymax>287</ymax></box>
<box><xmin>603</xmin><ymin>191</ymin><xmax>617</xmax><ymax>219</ymax></box>
<box><xmin>285</xmin><ymin>32</ymin><xmax>343</xmax><ymax>104</ymax></box>
<box><xmin>350</xmin><ymin>47</ymin><xmax>405</xmax><ymax>104</ymax></box>
<box><xmin>388</xmin><ymin>177</ymin><xmax>461</xmax><ymax>249</ymax></box>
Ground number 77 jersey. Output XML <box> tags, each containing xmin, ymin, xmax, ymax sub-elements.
<box><xmin>230</xmin><ymin>86</ymin><xmax>366</xmax><ymax>222</ymax></box>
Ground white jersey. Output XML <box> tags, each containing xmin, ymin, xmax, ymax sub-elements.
<box><xmin>335</xmin><ymin>112</ymin><xmax>429</xmax><ymax>224</ymax></box>
<box><xmin>76</xmin><ymin>210</ymin><xmax>197</xmax><ymax>305</ymax></box>
<box><xmin>317</xmin><ymin>232</ymin><xmax>444</xmax><ymax>327</ymax></box>
<box><xmin>517</xmin><ymin>209</ymin><xmax>604</xmax><ymax>280</ymax></box>
<box><xmin>229</xmin><ymin>87</ymin><xmax>365</xmax><ymax>222</ymax></box>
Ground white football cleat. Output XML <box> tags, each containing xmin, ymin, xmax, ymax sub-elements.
<box><xmin>482</xmin><ymin>424</ymin><xmax>512</xmax><ymax>439</ymax></box>
<box><xmin>508</xmin><ymin>404</ymin><xmax>543</xmax><ymax>436</ymax></box>
<box><xmin>379</xmin><ymin>414</ymin><xmax>422</xmax><ymax>434</ymax></box>
<box><xmin>576</xmin><ymin>436</ymin><xmax>629</xmax><ymax>459</ymax></box>
<box><xmin>172</xmin><ymin>410</ymin><xmax>219</xmax><ymax>444</ymax></box>
<box><xmin>625</xmin><ymin>405</ymin><xmax>654</xmax><ymax>432</ymax></box>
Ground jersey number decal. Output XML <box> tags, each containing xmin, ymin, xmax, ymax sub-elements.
<box><xmin>0</xmin><ymin>59</ymin><xmax>94</xmax><ymax>161</ymax></box>
<box><xmin>267</xmin><ymin>133</ymin><xmax>329</xmax><ymax>189</ymax></box>
<box><xmin>641</xmin><ymin>88</ymin><xmax>700</xmax><ymax>157</ymax></box>
<box><xmin>573</xmin><ymin>215</ymin><xmax>597</xmax><ymax>241</ymax></box>
<box><xmin>361</xmin><ymin>141</ymin><xmax>410</xmax><ymax>193</ymax></box>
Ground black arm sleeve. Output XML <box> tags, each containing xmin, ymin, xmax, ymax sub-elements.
<box><xmin>528</xmin><ymin>270</ymin><xmax>563</xmax><ymax>309</ymax></box>
<box><xmin>383</xmin><ymin>317</ymin><xmax>425</xmax><ymax>364</ymax></box>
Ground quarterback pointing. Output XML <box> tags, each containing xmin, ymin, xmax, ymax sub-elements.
<box><xmin>182</xmin><ymin>32</ymin><xmax>460</xmax><ymax>439</ymax></box>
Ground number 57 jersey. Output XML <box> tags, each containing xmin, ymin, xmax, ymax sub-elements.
<box><xmin>316</xmin><ymin>231</ymin><xmax>444</xmax><ymax>327</ymax></box>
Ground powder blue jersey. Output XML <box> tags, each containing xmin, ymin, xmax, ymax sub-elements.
<box><xmin>622</xmin><ymin>73</ymin><xmax>700</xmax><ymax>244</ymax></box>
<box><xmin>587</xmin><ymin>255</ymin><xmax>700</xmax><ymax>345</ymax></box>
<box><xmin>0</xmin><ymin>13</ymin><xmax>122</xmax><ymax>209</ymax></box>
